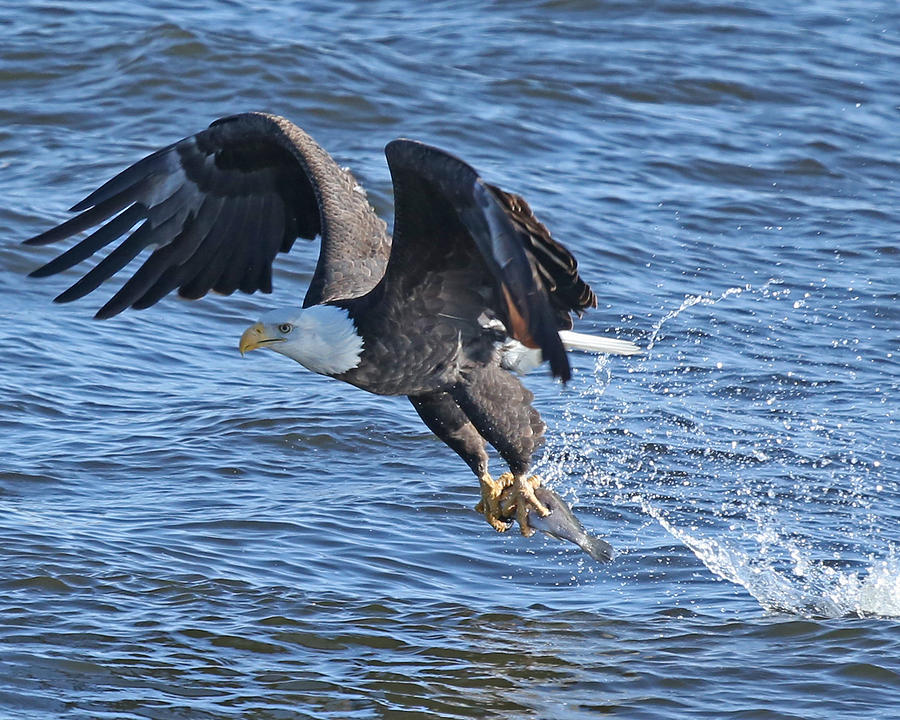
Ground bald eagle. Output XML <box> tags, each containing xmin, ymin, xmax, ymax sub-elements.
<box><xmin>25</xmin><ymin>112</ymin><xmax>637</xmax><ymax>536</ymax></box>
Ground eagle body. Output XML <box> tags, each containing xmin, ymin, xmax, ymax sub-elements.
<box><xmin>25</xmin><ymin>112</ymin><xmax>638</xmax><ymax>536</ymax></box>
<box><xmin>337</xmin><ymin>273</ymin><xmax>502</xmax><ymax>398</ymax></box>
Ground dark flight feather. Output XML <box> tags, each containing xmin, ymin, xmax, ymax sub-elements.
<box><xmin>23</xmin><ymin>112</ymin><xmax>389</xmax><ymax>316</ymax></box>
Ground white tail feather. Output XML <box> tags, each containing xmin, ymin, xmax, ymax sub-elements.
<box><xmin>559</xmin><ymin>330</ymin><xmax>641</xmax><ymax>356</ymax></box>
<box><xmin>500</xmin><ymin>331</ymin><xmax>640</xmax><ymax>374</ymax></box>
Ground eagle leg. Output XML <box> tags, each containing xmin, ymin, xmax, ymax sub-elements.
<box><xmin>409</xmin><ymin>392</ymin><xmax>512</xmax><ymax>532</ymax></box>
<box><xmin>449</xmin><ymin>368</ymin><xmax>548</xmax><ymax>535</ymax></box>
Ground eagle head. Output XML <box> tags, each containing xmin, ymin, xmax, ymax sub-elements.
<box><xmin>239</xmin><ymin>305</ymin><xmax>363</xmax><ymax>376</ymax></box>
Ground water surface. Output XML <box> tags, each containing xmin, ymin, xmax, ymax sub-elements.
<box><xmin>2</xmin><ymin>1</ymin><xmax>898</xmax><ymax>718</ymax></box>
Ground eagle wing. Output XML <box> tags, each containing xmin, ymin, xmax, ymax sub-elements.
<box><xmin>24</xmin><ymin>112</ymin><xmax>390</xmax><ymax>318</ymax></box>
<box><xmin>383</xmin><ymin>139</ymin><xmax>595</xmax><ymax>382</ymax></box>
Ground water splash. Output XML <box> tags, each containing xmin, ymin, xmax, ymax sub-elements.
<box><xmin>644</xmin><ymin>280</ymin><xmax>781</xmax><ymax>351</ymax></box>
<box><xmin>549</xmin><ymin>279</ymin><xmax>900</xmax><ymax>618</ymax></box>
<box><xmin>635</xmin><ymin>491</ymin><xmax>900</xmax><ymax>618</ymax></box>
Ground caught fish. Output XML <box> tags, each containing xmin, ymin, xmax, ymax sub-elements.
<box><xmin>526</xmin><ymin>486</ymin><xmax>614</xmax><ymax>562</ymax></box>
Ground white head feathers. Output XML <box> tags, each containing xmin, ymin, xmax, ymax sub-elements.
<box><xmin>256</xmin><ymin>305</ymin><xmax>364</xmax><ymax>376</ymax></box>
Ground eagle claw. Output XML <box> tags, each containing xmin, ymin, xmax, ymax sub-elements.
<box><xmin>476</xmin><ymin>473</ymin><xmax>515</xmax><ymax>532</ymax></box>
<box><xmin>476</xmin><ymin>472</ymin><xmax>548</xmax><ymax>536</ymax></box>
<box><xmin>500</xmin><ymin>474</ymin><xmax>549</xmax><ymax>537</ymax></box>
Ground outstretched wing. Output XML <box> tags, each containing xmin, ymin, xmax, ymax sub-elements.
<box><xmin>383</xmin><ymin>139</ymin><xmax>595</xmax><ymax>382</ymax></box>
<box><xmin>24</xmin><ymin>112</ymin><xmax>390</xmax><ymax>318</ymax></box>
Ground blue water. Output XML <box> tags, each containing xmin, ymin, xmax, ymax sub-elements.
<box><xmin>2</xmin><ymin>1</ymin><xmax>898</xmax><ymax>717</ymax></box>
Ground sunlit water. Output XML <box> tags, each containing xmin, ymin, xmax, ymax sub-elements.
<box><xmin>2</xmin><ymin>1</ymin><xmax>898</xmax><ymax>718</ymax></box>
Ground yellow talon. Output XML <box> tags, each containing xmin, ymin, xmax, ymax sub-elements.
<box><xmin>475</xmin><ymin>473</ymin><xmax>515</xmax><ymax>532</ymax></box>
<box><xmin>500</xmin><ymin>475</ymin><xmax>548</xmax><ymax>537</ymax></box>
<box><xmin>476</xmin><ymin>473</ymin><xmax>549</xmax><ymax>536</ymax></box>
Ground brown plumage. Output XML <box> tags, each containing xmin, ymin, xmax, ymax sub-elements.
<box><xmin>24</xmin><ymin>112</ymin><xmax>611</xmax><ymax>536</ymax></box>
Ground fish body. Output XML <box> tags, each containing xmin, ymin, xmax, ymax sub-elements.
<box><xmin>527</xmin><ymin>487</ymin><xmax>614</xmax><ymax>562</ymax></box>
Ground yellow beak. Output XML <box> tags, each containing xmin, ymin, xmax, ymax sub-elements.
<box><xmin>239</xmin><ymin>322</ymin><xmax>281</xmax><ymax>355</ymax></box>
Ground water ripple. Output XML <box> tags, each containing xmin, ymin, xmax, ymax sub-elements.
<box><xmin>3</xmin><ymin>0</ymin><xmax>900</xmax><ymax>717</ymax></box>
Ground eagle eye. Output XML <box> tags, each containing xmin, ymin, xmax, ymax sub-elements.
<box><xmin>278</xmin><ymin>323</ymin><xmax>293</xmax><ymax>334</ymax></box>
